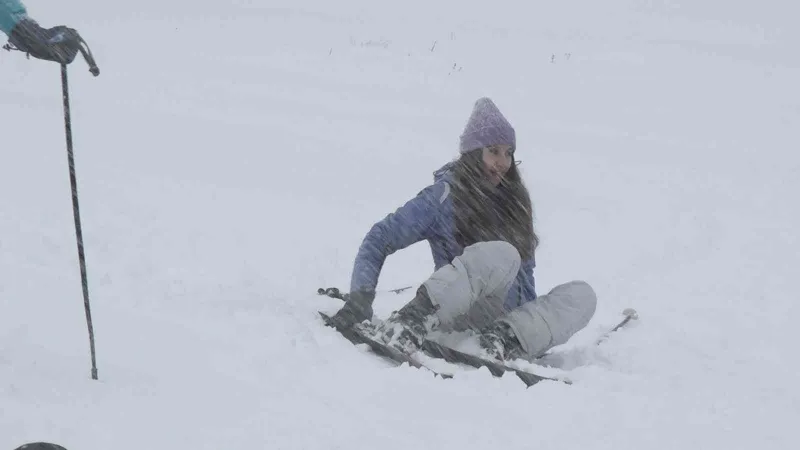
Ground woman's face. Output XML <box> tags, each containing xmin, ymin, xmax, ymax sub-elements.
<box><xmin>481</xmin><ymin>145</ymin><xmax>514</xmax><ymax>186</ymax></box>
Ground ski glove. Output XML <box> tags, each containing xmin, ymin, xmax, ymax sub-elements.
<box><xmin>8</xmin><ymin>18</ymin><xmax>84</xmax><ymax>65</ymax></box>
<box><xmin>330</xmin><ymin>290</ymin><xmax>375</xmax><ymax>329</ymax></box>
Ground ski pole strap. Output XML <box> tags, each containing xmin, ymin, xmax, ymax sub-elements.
<box><xmin>77</xmin><ymin>35</ymin><xmax>99</xmax><ymax>76</ymax></box>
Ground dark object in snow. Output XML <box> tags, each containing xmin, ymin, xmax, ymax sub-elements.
<box><xmin>14</xmin><ymin>443</ymin><xmax>68</xmax><ymax>450</ymax></box>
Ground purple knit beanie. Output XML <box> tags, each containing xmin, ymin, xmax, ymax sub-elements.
<box><xmin>459</xmin><ymin>97</ymin><xmax>516</xmax><ymax>154</ymax></box>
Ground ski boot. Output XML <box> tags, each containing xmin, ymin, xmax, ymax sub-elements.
<box><xmin>372</xmin><ymin>286</ymin><xmax>439</xmax><ymax>355</ymax></box>
<box><xmin>478</xmin><ymin>321</ymin><xmax>526</xmax><ymax>362</ymax></box>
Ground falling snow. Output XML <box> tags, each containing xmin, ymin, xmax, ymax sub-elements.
<box><xmin>1</xmin><ymin>0</ymin><xmax>799</xmax><ymax>449</ymax></box>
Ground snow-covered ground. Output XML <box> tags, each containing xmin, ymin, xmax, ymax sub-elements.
<box><xmin>2</xmin><ymin>0</ymin><xmax>799</xmax><ymax>448</ymax></box>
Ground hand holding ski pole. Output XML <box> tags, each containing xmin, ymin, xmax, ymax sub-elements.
<box><xmin>329</xmin><ymin>290</ymin><xmax>376</xmax><ymax>329</ymax></box>
<box><xmin>5</xmin><ymin>18</ymin><xmax>100</xmax><ymax>76</ymax></box>
<box><xmin>1</xmin><ymin>0</ymin><xmax>100</xmax><ymax>76</ymax></box>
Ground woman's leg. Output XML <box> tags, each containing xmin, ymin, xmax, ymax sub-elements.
<box><xmin>422</xmin><ymin>240</ymin><xmax>521</xmax><ymax>331</ymax></box>
<box><xmin>376</xmin><ymin>241</ymin><xmax>521</xmax><ymax>352</ymax></box>
<box><xmin>500</xmin><ymin>280</ymin><xmax>597</xmax><ymax>359</ymax></box>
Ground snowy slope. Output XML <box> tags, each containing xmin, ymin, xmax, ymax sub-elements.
<box><xmin>1</xmin><ymin>0</ymin><xmax>799</xmax><ymax>448</ymax></box>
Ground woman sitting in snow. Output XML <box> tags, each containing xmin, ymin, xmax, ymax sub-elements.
<box><xmin>330</xmin><ymin>97</ymin><xmax>597</xmax><ymax>362</ymax></box>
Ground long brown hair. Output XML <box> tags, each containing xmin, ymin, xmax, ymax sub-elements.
<box><xmin>450</xmin><ymin>148</ymin><xmax>538</xmax><ymax>260</ymax></box>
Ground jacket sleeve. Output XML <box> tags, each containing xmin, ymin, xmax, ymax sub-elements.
<box><xmin>349</xmin><ymin>183</ymin><xmax>443</xmax><ymax>293</ymax></box>
<box><xmin>521</xmin><ymin>253</ymin><xmax>537</xmax><ymax>300</ymax></box>
<box><xmin>0</xmin><ymin>0</ymin><xmax>27</xmax><ymax>36</ymax></box>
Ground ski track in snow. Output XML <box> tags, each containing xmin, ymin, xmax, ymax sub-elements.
<box><xmin>2</xmin><ymin>0</ymin><xmax>799</xmax><ymax>448</ymax></box>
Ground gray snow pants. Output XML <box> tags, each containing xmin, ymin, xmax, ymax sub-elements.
<box><xmin>422</xmin><ymin>241</ymin><xmax>597</xmax><ymax>360</ymax></box>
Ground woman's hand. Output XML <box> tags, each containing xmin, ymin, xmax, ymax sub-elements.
<box><xmin>329</xmin><ymin>290</ymin><xmax>376</xmax><ymax>329</ymax></box>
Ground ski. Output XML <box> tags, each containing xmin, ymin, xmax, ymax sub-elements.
<box><xmin>419</xmin><ymin>308</ymin><xmax>639</xmax><ymax>386</ymax></box>
<box><xmin>420</xmin><ymin>339</ymin><xmax>569</xmax><ymax>387</ymax></box>
<box><xmin>348</xmin><ymin>323</ymin><xmax>454</xmax><ymax>380</ymax></box>
<box><xmin>319</xmin><ymin>312</ymin><xmax>453</xmax><ymax>380</ymax></box>
<box><xmin>320</xmin><ymin>306</ymin><xmax>638</xmax><ymax>388</ymax></box>
<box><xmin>319</xmin><ymin>312</ymin><xmax>562</xmax><ymax>387</ymax></box>
<box><xmin>318</xmin><ymin>312</ymin><xmax>371</xmax><ymax>346</ymax></box>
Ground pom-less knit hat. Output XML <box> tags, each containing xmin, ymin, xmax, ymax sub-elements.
<box><xmin>459</xmin><ymin>97</ymin><xmax>516</xmax><ymax>154</ymax></box>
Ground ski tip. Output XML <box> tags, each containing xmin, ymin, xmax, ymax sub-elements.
<box><xmin>622</xmin><ymin>308</ymin><xmax>639</xmax><ymax>320</ymax></box>
<box><xmin>318</xmin><ymin>311</ymin><xmax>335</xmax><ymax>326</ymax></box>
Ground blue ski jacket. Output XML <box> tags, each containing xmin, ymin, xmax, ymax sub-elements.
<box><xmin>0</xmin><ymin>0</ymin><xmax>27</xmax><ymax>36</ymax></box>
<box><xmin>350</xmin><ymin>163</ymin><xmax>537</xmax><ymax>311</ymax></box>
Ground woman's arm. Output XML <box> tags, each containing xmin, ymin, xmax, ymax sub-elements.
<box><xmin>0</xmin><ymin>0</ymin><xmax>27</xmax><ymax>36</ymax></box>
<box><xmin>350</xmin><ymin>183</ymin><xmax>444</xmax><ymax>293</ymax></box>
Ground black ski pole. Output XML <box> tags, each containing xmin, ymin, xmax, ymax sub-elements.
<box><xmin>61</xmin><ymin>63</ymin><xmax>98</xmax><ymax>381</ymax></box>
